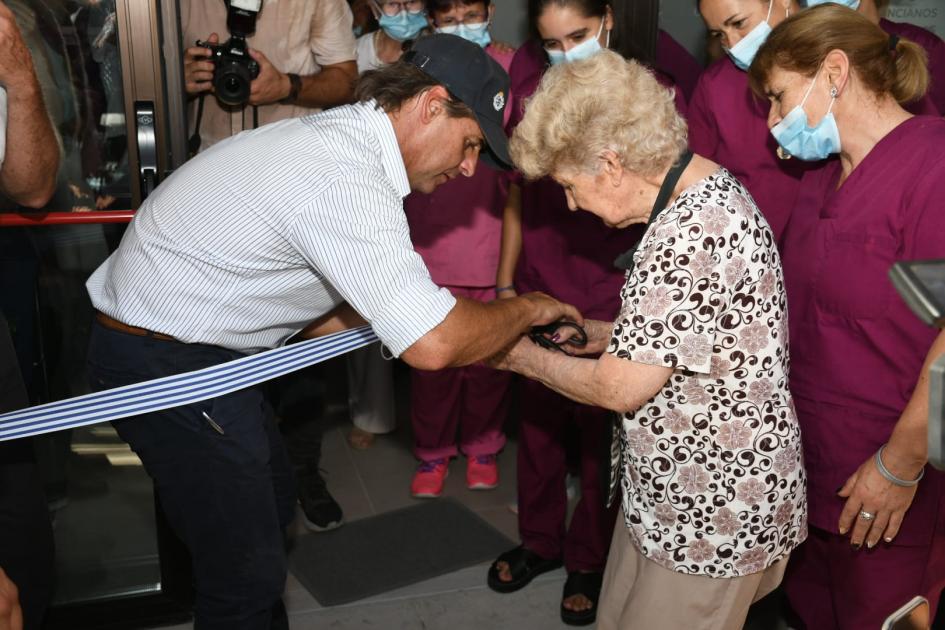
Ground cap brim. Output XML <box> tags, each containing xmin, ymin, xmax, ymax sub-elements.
<box><xmin>475</xmin><ymin>113</ymin><xmax>512</xmax><ymax>171</ymax></box>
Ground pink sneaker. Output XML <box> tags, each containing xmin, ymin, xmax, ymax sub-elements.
<box><xmin>411</xmin><ymin>458</ymin><xmax>449</xmax><ymax>498</ymax></box>
<box><xmin>467</xmin><ymin>454</ymin><xmax>499</xmax><ymax>490</ymax></box>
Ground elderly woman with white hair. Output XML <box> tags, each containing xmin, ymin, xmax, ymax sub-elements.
<box><xmin>491</xmin><ymin>50</ymin><xmax>807</xmax><ymax>630</ymax></box>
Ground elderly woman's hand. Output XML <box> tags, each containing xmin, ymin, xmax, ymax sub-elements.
<box><xmin>559</xmin><ymin>319</ymin><xmax>612</xmax><ymax>355</ymax></box>
<box><xmin>485</xmin><ymin>334</ymin><xmax>534</xmax><ymax>371</ymax></box>
<box><xmin>837</xmin><ymin>449</ymin><xmax>922</xmax><ymax>548</ymax></box>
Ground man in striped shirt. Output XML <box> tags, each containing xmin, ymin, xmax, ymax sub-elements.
<box><xmin>86</xmin><ymin>35</ymin><xmax>580</xmax><ymax>630</ymax></box>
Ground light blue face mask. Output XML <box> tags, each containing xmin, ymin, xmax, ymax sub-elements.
<box><xmin>436</xmin><ymin>21</ymin><xmax>492</xmax><ymax>48</ymax></box>
<box><xmin>546</xmin><ymin>20</ymin><xmax>609</xmax><ymax>65</ymax></box>
<box><xmin>771</xmin><ymin>67</ymin><xmax>841</xmax><ymax>161</ymax></box>
<box><xmin>724</xmin><ymin>1</ymin><xmax>777</xmax><ymax>71</ymax></box>
<box><xmin>805</xmin><ymin>0</ymin><xmax>860</xmax><ymax>8</ymax></box>
<box><xmin>378</xmin><ymin>10</ymin><xmax>427</xmax><ymax>42</ymax></box>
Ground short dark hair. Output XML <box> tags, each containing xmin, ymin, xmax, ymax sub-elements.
<box><xmin>354</xmin><ymin>60</ymin><xmax>476</xmax><ymax>118</ymax></box>
<box><xmin>425</xmin><ymin>0</ymin><xmax>491</xmax><ymax>14</ymax></box>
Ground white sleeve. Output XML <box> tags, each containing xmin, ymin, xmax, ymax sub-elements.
<box><xmin>289</xmin><ymin>172</ymin><xmax>456</xmax><ymax>357</ymax></box>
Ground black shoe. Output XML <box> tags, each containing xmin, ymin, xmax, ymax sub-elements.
<box><xmin>298</xmin><ymin>473</ymin><xmax>344</xmax><ymax>532</ymax></box>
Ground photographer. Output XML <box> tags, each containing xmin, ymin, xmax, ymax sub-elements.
<box><xmin>181</xmin><ymin>0</ymin><xmax>358</xmax><ymax>152</ymax></box>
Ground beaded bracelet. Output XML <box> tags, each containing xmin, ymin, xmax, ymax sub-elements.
<box><xmin>874</xmin><ymin>444</ymin><xmax>924</xmax><ymax>487</ymax></box>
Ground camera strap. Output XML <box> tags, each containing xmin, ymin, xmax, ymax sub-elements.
<box><xmin>187</xmin><ymin>94</ymin><xmax>206</xmax><ymax>158</ymax></box>
<box><xmin>188</xmin><ymin>97</ymin><xmax>261</xmax><ymax>159</ymax></box>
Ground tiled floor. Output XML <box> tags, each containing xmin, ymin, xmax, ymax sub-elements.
<box><xmin>150</xmin><ymin>360</ymin><xmax>790</xmax><ymax>630</ymax></box>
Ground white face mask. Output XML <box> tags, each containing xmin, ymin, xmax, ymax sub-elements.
<box><xmin>724</xmin><ymin>1</ymin><xmax>778</xmax><ymax>71</ymax></box>
<box><xmin>770</xmin><ymin>65</ymin><xmax>841</xmax><ymax>160</ymax></box>
<box><xmin>546</xmin><ymin>19</ymin><xmax>610</xmax><ymax>65</ymax></box>
<box><xmin>806</xmin><ymin>0</ymin><xmax>860</xmax><ymax>9</ymax></box>
<box><xmin>436</xmin><ymin>21</ymin><xmax>492</xmax><ymax>48</ymax></box>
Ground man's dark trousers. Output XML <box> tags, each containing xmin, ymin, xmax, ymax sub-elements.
<box><xmin>87</xmin><ymin>321</ymin><xmax>296</xmax><ymax>630</ymax></box>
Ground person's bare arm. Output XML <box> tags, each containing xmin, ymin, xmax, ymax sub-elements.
<box><xmin>495</xmin><ymin>182</ymin><xmax>522</xmax><ymax>299</ymax></box>
<box><xmin>0</xmin><ymin>2</ymin><xmax>58</xmax><ymax>208</ymax></box>
<box><xmin>248</xmin><ymin>49</ymin><xmax>357</xmax><ymax>109</ymax></box>
<box><xmin>0</xmin><ymin>567</ymin><xmax>22</xmax><ymax>630</ymax></box>
<box><xmin>838</xmin><ymin>328</ymin><xmax>945</xmax><ymax>547</ymax></box>
<box><xmin>400</xmin><ymin>292</ymin><xmax>583</xmax><ymax>371</ymax></box>
<box><xmin>490</xmin><ymin>336</ymin><xmax>672</xmax><ymax>412</ymax></box>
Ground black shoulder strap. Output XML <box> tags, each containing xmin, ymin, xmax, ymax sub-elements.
<box><xmin>613</xmin><ymin>150</ymin><xmax>693</xmax><ymax>271</ymax></box>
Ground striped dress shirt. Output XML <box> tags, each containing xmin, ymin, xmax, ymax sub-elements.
<box><xmin>87</xmin><ymin>102</ymin><xmax>456</xmax><ymax>355</ymax></box>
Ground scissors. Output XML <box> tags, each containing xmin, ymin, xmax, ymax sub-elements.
<box><xmin>528</xmin><ymin>321</ymin><xmax>588</xmax><ymax>354</ymax></box>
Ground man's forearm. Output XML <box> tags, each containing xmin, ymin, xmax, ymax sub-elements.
<box><xmin>405</xmin><ymin>292</ymin><xmax>582</xmax><ymax>370</ymax></box>
<box><xmin>1</xmin><ymin>79</ymin><xmax>58</xmax><ymax>207</ymax></box>
<box><xmin>295</xmin><ymin>62</ymin><xmax>358</xmax><ymax>109</ymax></box>
<box><xmin>416</xmin><ymin>296</ymin><xmax>539</xmax><ymax>368</ymax></box>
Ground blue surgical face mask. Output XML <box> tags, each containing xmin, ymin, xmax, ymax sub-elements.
<box><xmin>724</xmin><ymin>1</ymin><xmax>778</xmax><ymax>71</ymax></box>
<box><xmin>805</xmin><ymin>0</ymin><xmax>860</xmax><ymax>8</ymax></box>
<box><xmin>378</xmin><ymin>10</ymin><xmax>427</xmax><ymax>42</ymax></box>
<box><xmin>771</xmin><ymin>67</ymin><xmax>841</xmax><ymax>161</ymax></box>
<box><xmin>436</xmin><ymin>21</ymin><xmax>492</xmax><ymax>48</ymax></box>
<box><xmin>546</xmin><ymin>19</ymin><xmax>609</xmax><ymax>65</ymax></box>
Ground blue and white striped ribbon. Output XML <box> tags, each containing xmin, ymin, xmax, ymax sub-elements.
<box><xmin>0</xmin><ymin>325</ymin><xmax>378</xmax><ymax>442</ymax></box>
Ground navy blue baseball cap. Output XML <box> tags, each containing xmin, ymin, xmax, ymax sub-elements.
<box><xmin>404</xmin><ymin>34</ymin><xmax>511</xmax><ymax>170</ymax></box>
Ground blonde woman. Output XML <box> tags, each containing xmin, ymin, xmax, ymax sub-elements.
<box><xmin>491</xmin><ymin>50</ymin><xmax>807</xmax><ymax>629</ymax></box>
<box><xmin>749</xmin><ymin>5</ymin><xmax>945</xmax><ymax>627</ymax></box>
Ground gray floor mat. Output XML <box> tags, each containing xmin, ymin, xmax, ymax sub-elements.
<box><xmin>289</xmin><ymin>498</ymin><xmax>514</xmax><ymax>606</ymax></box>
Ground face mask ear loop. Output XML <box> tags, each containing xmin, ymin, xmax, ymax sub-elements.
<box><xmin>764</xmin><ymin>0</ymin><xmax>775</xmax><ymax>25</ymax></box>
<box><xmin>594</xmin><ymin>18</ymin><xmax>605</xmax><ymax>46</ymax></box>
<box><xmin>799</xmin><ymin>65</ymin><xmax>822</xmax><ymax>110</ymax></box>
<box><xmin>826</xmin><ymin>87</ymin><xmax>838</xmax><ymax>115</ymax></box>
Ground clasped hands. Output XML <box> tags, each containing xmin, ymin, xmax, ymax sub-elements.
<box><xmin>487</xmin><ymin>315</ymin><xmax>611</xmax><ymax>373</ymax></box>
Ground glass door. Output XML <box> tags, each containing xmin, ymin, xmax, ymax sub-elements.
<box><xmin>1</xmin><ymin>0</ymin><xmax>190</xmax><ymax>627</ymax></box>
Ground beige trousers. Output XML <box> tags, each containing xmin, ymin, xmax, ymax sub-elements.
<box><xmin>596</xmin><ymin>526</ymin><xmax>788</xmax><ymax>630</ymax></box>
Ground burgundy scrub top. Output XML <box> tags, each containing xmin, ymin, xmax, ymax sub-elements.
<box><xmin>782</xmin><ymin>115</ymin><xmax>945</xmax><ymax>544</ymax></box>
<box><xmin>656</xmin><ymin>29</ymin><xmax>703</xmax><ymax>104</ymax></box>
<box><xmin>688</xmin><ymin>58</ymin><xmax>811</xmax><ymax>242</ymax></box>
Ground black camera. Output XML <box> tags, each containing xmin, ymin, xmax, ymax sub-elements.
<box><xmin>197</xmin><ymin>0</ymin><xmax>263</xmax><ymax>107</ymax></box>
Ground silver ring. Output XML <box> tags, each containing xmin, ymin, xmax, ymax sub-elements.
<box><xmin>859</xmin><ymin>510</ymin><xmax>875</xmax><ymax>521</ymax></box>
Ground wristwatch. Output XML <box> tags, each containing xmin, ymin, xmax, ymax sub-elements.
<box><xmin>281</xmin><ymin>73</ymin><xmax>301</xmax><ymax>105</ymax></box>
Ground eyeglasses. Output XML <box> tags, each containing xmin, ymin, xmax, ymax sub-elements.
<box><xmin>375</xmin><ymin>0</ymin><xmax>424</xmax><ymax>17</ymax></box>
<box><xmin>434</xmin><ymin>12</ymin><xmax>488</xmax><ymax>28</ymax></box>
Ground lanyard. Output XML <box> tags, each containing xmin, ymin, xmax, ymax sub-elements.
<box><xmin>613</xmin><ymin>150</ymin><xmax>693</xmax><ymax>272</ymax></box>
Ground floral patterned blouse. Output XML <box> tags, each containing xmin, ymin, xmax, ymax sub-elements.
<box><xmin>607</xmin><ymin>168</ymin><xmax>807</xmax><ymax>578</ymax></box>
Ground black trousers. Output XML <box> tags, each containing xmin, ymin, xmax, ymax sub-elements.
<box><xmin>87</xmin><ymin>321</ymin><xmax>296</xmax><ymax>630</ymax></box>
<box><xmin>0</xmin><ymin>312</ymin><xmax>54</xmax><ymax>630</ymax></box>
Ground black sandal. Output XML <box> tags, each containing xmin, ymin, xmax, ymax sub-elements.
<box><xmin>486</xmin><ymin>545</ymin><xmax>563</xmax><ymax>594</ymax></box>
<box><xmin>560</xmin><ymin>570</ymin><xmax>603</xmax><ymax>626</ymax></box>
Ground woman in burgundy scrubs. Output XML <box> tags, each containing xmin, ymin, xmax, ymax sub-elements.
<box><xmin>693</xmin><ymin>0</ymin><xmax>938</xmax><ymax>245</ymax></box>
<box><xmin>750</xmin><ymin>5</ymin><xmax>945</xmax><ymax>627</ymax></box>
<box><xmin>692</xmin><ymin>0</ymin><xmax>805</xmax><ymax>242</ymax></box>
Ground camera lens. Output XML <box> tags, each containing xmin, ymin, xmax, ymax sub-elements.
<box><xmin>213</xmin><ymin>60</ymin><xmax>253</xmax><ymax>107</ymax></box>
